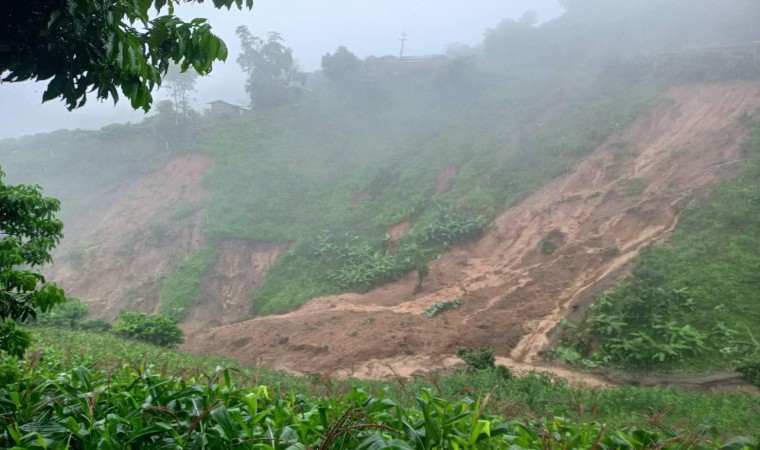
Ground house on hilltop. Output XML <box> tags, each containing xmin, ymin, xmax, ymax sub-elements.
<box><xmin>206</xmin><ymin>100</ymin><xmax>248</xmax><ymax>118</ymax></box>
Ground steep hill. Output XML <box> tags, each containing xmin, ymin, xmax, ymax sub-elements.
<box><xmin>2</xmin><ymin>1</ymin><xmax>760</xmax><ymax>382</ymax></box>
<box><xmin>181</xmin><ymin>81</ymin><xmax>760</xmax><ymax>378</ymax></box>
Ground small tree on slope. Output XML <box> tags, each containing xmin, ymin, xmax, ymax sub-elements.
<box><xmin>0</xmin><ymin>169</ymin><xmax>66</xmax><ymax>356</ymax></box>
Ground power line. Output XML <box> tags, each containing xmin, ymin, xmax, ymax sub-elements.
<box><xmin>399</xmin><ymin>30</ymin><xmax>408</xmax><ymax>58</ymax></box>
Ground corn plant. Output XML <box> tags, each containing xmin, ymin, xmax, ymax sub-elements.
<box><xmin>0</xmin><ymin>365</ymin><xmax>746</xmax><ymax>449</ymax></box>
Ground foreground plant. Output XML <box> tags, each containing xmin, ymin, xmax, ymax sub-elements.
<box><xmin>0</xmin><ymin>365</ymin><xmax>750</xmax><ymax>449</ymax></box>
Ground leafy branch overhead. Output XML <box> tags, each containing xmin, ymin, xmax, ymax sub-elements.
<box><xmin>0</xmin><ymin>0</ymin><xmax>253</xmax><ymax>111</ymax></box>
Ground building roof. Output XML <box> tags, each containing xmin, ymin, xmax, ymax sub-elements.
<box><xmin>207</xmin><ymin>100</ymin><xmax>248</xmax><ymax>109</ymax></box>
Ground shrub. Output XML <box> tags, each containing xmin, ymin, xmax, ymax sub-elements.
<box><xmin>422</xmin><ymin>299</ymin><xmax>461</xmax><ymax>317</ymax></box>
<box><xmin>113</xmin><ymin>312</ymin><xmax>184</xmax><ymax>347</ymax></box>
<box><xmin>457</xmin><ymin>347</ymin><xmax>496</xmax><ymax>372</ymax></box>
<box><xmin>494</xmin><ymin>364</ymin><xmax>513</xmax><ymax>380</ymax></box>
<box><xmin>540</xmin><ymin>239</ymin><xmax>557</xmax><ymax>254</ymax></box>
<box><xmin>32</xmin><ymin>298</ymin><xmax>89</xmax><ymax>328</ymax></box>
<box><xmin>0</xmin><ymin>350</ymin><xmax>22</xmax><ymax>385</ymax></box>
<box><xmin>418</xmin><ymin>203</ymin><xmax>484</xmax><ymax>247</ymax></box>
<box><xmin>81</xmin><ymin>319</ymin><xmax>113</xmax><ymax>332</ymax></box>
<box><xmin>736</xmin><ymin>362</ymin><xmax>760</xmax><ymax>387</ymax></box>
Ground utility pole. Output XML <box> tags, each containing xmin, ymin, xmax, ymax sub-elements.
<box><xmin>399</xmin><ymin>30</ymin><xmax>408</xmax><ymax>58</ymax></box>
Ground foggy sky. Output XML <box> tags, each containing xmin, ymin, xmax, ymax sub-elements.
<box><xmin>0</xmin><ymin>0</ymin><xmax>562</xmax><ymax>139</ymax></box>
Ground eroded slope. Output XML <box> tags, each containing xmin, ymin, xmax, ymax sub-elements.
<box><xmin>49</xmin><ymin>154</ymin><xmax>212</xmax><ymax>319</ymax></box>
<box><xmin>183</xmin><ymin>82</ymin><xmax>760</xmax><ymax>378</ymax></box>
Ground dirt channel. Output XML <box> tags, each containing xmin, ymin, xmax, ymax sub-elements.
<box><xmin>182</xmin><ymin>82</ymin><xmax>760</xmax><ymax>383</ymax></box>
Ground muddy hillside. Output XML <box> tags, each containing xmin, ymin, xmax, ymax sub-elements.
<box><xmin>180</xmin><ymin>82</ymin><xmax>760</xmax><ymax>377</ymax></box>
<box><xmin>47</xmin><ymin>82</ymin><xmax>760</xmax><ymax>379</ymax></box>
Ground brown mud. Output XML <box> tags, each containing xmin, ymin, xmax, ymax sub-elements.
<box><xmin>49</xmin><ymin>153</ymin><xmax>212</xmax><ymax>319</ymax></box>
<box><xmin>47</xmin><ymin>82</ymin><xmax>760</xmax><ymax>388</ymax></box>
<box><xmin>181</xmin><ymin>82</ymin><xmax>760</xmax><ymax>385</ymax></box>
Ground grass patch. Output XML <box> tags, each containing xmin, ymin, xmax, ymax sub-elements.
<box><xmin>422</xmin><ymin>299</ymin><xmax>462</xmax><ymax>317</ymax></box>
<box><xmin>159</xmin><ymin>245</ymin><xmax>218</xmax><ymax>320</ymax></box>
<box><xmin>618</xmin><ymin>177</ymin><xmax>649</xmax><ymax>196</ymax></box>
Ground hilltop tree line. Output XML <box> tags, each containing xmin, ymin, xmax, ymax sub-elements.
<box><xmin>120</xmin><ymin>0</ymin><xmax>760</xmax><ymax>116</ymax></box>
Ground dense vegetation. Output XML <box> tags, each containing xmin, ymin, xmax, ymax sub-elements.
<box><xmin>0</xmin><ymin>326</ymin><xmax>756</xmax><ymax>446</ymax></box>
<box><xmin>5</xmin><ymin>364</ymin><xmax>756</xmax><ymax>449</ymax></box>
<box><xmin>559</xmin><ymin>117</ymin><xmax>760</xmax><ymax>373</ymax></box>
<box><xmin>31</xmin><ymin>298</ymin><xmax>184</xmax><ymax>348</ymax></box>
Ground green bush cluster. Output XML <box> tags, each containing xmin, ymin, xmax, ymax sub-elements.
<box><xmin>0</xmin><ymin>351</ymin><xmax>21</xmax><ymax>386</ymax></box>
<box><xmin>315</xmin><ymin>231</ymin><xmax>406</xmax><ymax>291</ymax></box>
<box><xmin>112</xmin><ymin>311</ymin><xmax>184</xmax><ymax>348</ymax></box>
<box><xmin>422</xmin><ymin>299</ymin><xmax>461</xmax><ymax>318</ymax></box>
<box><xmin>736</xmin><ymin>362</ymin><xmax>760</xmax><ymax>387</ymax></box>
<box><xmin>0</xmin><ymin>320</ymin><xmax>31</xmax><ymax>360</ymax></box>
<box><xmin>561</xmin><ymin>292</ymin><xmax>713</xmax><ymax>369</ymax></box>
<box><xmin>80</xmin><ymin>318</ymin><xmax>112</xmax><ymax>332</ymax></box>
<box><xmin>31</xmin><ymin>297</ymin><xmax>89</xmax><ymax>328</ymax></box>
<box><xmin>309</xmin><ymin>203</ymin><xmax>483</xmax><ymax>294</ymax></box>
<box><xmin>457</xmin><ymin>347</ymin><xmax>496</xmax><ymax>372</ymax></box>
<box><xmin>416</xmin><ymin>203</ymin><xmax>484</xmax><ymax>248</ymax></box>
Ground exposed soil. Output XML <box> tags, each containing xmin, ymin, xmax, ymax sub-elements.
<box><xmin>386</xmin><ymin>221</ymin><xmax>412</xmax><ymax>253</ymax></box>
<box><xmin>350</xmin><ymin>191</ymin><xmax>368</xmax><ymax>207</ymax></box>
<box><xmin>182</xmin><ymin>82</ymin><xmax>760</xmax><ymax>383</ymax></box>
<box><xmin>49</xmin><ymin>153</ymin><xmax>212</xmax><ymax>319</ymax></box>
<box><xmin>189</xmin><ymin>241</ymin><xmax>290</xmax><ymax>324</ymax></box>
<box><xmin>435</xmin><ymin>165</ymin><xmax>458</xmax><ymax>194</ymax></box>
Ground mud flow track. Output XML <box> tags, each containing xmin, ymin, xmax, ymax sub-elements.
<box><xmin>51</xmin><ymin>82</ymin><xmax>760</xmax><ymax>384</ymax></box>
<box><xmin>181</xmin><ymin>83</ymin><xmax>760</xmax><ymax>382</ymax></box>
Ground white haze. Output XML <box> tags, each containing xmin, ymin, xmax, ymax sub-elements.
<box><xmin>0</xmin><ymin>0</ymin><xmax>562</xmax><ymax>139</ymax></box>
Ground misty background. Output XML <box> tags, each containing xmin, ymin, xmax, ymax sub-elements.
<box><xmin>0</xmin><ymin>0</ymin><xmax>561</xmax><ymax>139</ymax></box>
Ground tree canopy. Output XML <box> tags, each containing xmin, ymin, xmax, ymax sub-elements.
<box><xmin>236</xmin><ymin>27</ymin><xmax>306</xmax><ymax>109</ymax></box>
<box><xmin>0</xmin><ymin>169</ymin><xmax>66</xmax><ymax>327</ymax></box>
<box><xmin>321</xmin><ymin>46</ymin><xmax>362</xmax><ymax>83</ymax></box>
<box><xmin>164</xmin><ymin>64</ymin><xmax>198</xmax><ymax>117</ymax></box>
<box><xmin>0</xmin><ymin>0</ymin><xmax>252</xmax><ymax>111</ymax></box>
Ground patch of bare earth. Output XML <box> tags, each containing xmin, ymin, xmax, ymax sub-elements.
<box><xmin>49</xmin><ymin>153</ymin><xmax>212</xmax><ymax>319</ymax></box>
<box><xmin>386</xmin><ymin>221</ymin><xmax>411</xmax><ymax>253</ymax></box>
<box><xmin>182</xmin><ymin>82</ymin><xmax>759</xmax><ymax>384</ymax></box>
<box><xmin>187</xmin><ymin>241</ymin><xmax>290</xmax><ymax>324</ymax></box>
<box><xmin>435</xmin><ymin>165</ymin><xmax>457</xmax><ymax>194</ymax></box>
